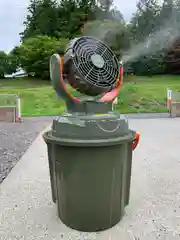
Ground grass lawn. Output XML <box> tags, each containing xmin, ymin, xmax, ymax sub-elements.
<box><xmin>0</xmin><ymin>75</ymin><xmax>180</xmax><ymax>116</ymax></box>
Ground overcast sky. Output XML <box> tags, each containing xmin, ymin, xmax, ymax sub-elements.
<box><xmin>0</xmin><ymin>0</ymin><xmax>138</xmax><ymax>52</ymax></box>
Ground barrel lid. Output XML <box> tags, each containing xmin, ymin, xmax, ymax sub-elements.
<box><xmin>50</xmin><ymin>111</ymin><xmax>130</xmax><ymax>141</ymax></box>
<box><xmin>44</xmin><ymin>129</ymin><xmax>135</xmax><ymax>147</ymax></box>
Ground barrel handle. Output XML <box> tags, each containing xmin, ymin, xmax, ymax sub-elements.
<box><xmin>96</xmin><ymin>120</ymin><xmax>121</xmax><ymax>133</ymax></box>
<box><xmin>133</xmin><ymin>133</ymin><xmax>140</xmax><ymax>150</ymax></box>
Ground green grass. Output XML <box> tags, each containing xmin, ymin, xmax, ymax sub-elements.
<box><xmin>0</xmin><ymin>76</ymin><xmax>180</xmax><ymax>116</ymax></box>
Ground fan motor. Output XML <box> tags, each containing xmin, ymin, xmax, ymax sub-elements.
<box><xmin>63</xmin><ymin>36</ymin><xmax>120</xmax><ymax>96</ymax></box>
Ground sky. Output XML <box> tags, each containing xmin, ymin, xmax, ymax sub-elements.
<box><xmin>0</xmin><ymin>0</ymin><xmax>138</xmax><ymax>53</ymax></box>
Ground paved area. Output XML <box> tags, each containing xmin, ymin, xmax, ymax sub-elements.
<box><xmin>125</xmin><ymin>113</ymin><xmax>169</xmax><ymax>119</ymax></box>
<box><xmin>0</xmin><ymin>118</ymin><xmax>180</xmax><ymax>239</ymax></box>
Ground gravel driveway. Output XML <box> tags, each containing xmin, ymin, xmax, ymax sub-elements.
<box><xmin>0</xmin><ymin>117</ymin><xmax>52</xmax><ymax>183</ymax></box>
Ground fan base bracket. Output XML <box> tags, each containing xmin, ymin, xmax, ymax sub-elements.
<box><xmin>66</xmin><ymin>100</ymin><xmax>113</xmax><ymax>115</ymax></box>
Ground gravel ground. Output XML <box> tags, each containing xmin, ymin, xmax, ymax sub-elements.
<box><xmin>0</xmin><ymin>117</ymin><xmax>52</xmax><ymax>183</ymax></box>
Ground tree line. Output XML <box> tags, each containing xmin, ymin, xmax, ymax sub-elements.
<box><xmin>1</xmin><ymin>0</ymin><xmax>180</xmax><ymax>79</ymax></box>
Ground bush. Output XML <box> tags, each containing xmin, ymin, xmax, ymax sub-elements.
<box><xmin>0</xmin><ymin>51</ymin><xmax>18</xmax><ymax>78</ymax></box>
<box><xmin>130</xmin><ymin>52</ymin><xmax>165</xmax><ymax>76</ymax></box>
<box><xmin>19</xmin><ymin>35</ymin><xmax>68</xmax><ymax>79</ymax></box>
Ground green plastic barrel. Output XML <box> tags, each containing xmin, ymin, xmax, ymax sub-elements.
<box><xmin>43</xmin><ymin>111</ymin><xmax>138</xmax><ymax>232</ymax></box>
<box><xmin>45</xmin><ymin>142</ymin><xmax>57</xmax><ymax>203</ymax></box>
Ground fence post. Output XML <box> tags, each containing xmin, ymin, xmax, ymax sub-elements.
<box><xmin>16</xmin><ymin>95</ymin><xmax>21</xmax><ymax>122</ymax></box>
<box><xmin>167</xmin><ymin>89</ymin><xmax>172</xmax><ymax>116</ymax></box>
<box><xmin>112</xmin><ymin>97</ymin><xmax>118</xmax><ymax>111</ymax></box>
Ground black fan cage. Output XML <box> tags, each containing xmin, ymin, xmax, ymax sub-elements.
<box><xmin>72</xmin><ymin>36</ymin><xmax>120</xmax><ymax>89</ymax></box>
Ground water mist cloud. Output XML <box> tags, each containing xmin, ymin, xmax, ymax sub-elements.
<box><xmin>122</xmin><ymin>14</ymin><xmax>180</xmax><ymax>63</ymax></box>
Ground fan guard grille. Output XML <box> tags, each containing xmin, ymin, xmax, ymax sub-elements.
<box><xmin>72</xmin><ymin>36</ymin><xmax>119</xmax><ymax>88</ymax></box>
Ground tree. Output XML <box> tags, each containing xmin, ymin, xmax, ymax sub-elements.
<box><xmin>5</xmin><ymin>54</ymin><xmax>18</xmax><ymax>75</ymax></box>
<box><xmin>0</xmin><ymin>52</ymin><xmax>8</xmax><ymax>78</ymax></box>
<box><xmin>159</xmin><ymin>0</ymin><xmax>174</xmax><ymax>24</ymax></box>
<box><xmin>10</xmin><ymin>46</ymin><xmax>21</xmax><ymax>69</ymax></box>
<box><xmin>21</xmin><ymin>0</ymin><xmax>97</xmax><ymax>41</ymax></box>
<box><xmin>161</xmin><ymin>0</ymin><xmax>180</xmax><ymax>73</ymax></box>
<box><xmin>110</xmin><ymin>7</ymin><xmax>124</xmax><ymax>21</ymax></box>
<box><xmin>165</xmin><ymin>38</ymin><xmax>180</xmax><ymax>74</ymax></box>
<box><xmin>126</xmin><ymin>0</ymin><xmax>166</xmax><ymax>75</ymax></box>
<box><xmin>18</xmin><ymin>35</ymin><xmax>68</xmax><ymax>79</ymax></box>
<box><xmin>20</xmin><ymin>0</ymin><xmax>40</xmax><ymax>41</ymax></box>
<box><xmin>98</xmin><ymin>0</ymin><xmax>113</xmax><ymax>12</ymax></box>
<box><xmin>82</xmin><ymin>18</ymin><xmax>127</xmax><ymax>50</ymax></box>
<box><xmin>94</xmin><ymin>0</ymin><xmax>124</xmax><ymax>21</ymax></box>
<box><xmin>56</xmin><ymin>0</ymin><xmax>96</xmax><ymax>38</ymax></box>
<box><xmin>131</xmin><ymin>0</ymin><xmax>161</xmax><ymax>41</ymax></box>
<box><xmin>21</xmin><ymin>0</ymin><xmax>59</xmax><ymax>41</ymax></box>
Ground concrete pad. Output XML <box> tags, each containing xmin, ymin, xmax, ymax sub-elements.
<box><xmin>0</xmin><ymin>118</ymin><xmax>180</xmax><ymax>239</ymax></box>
